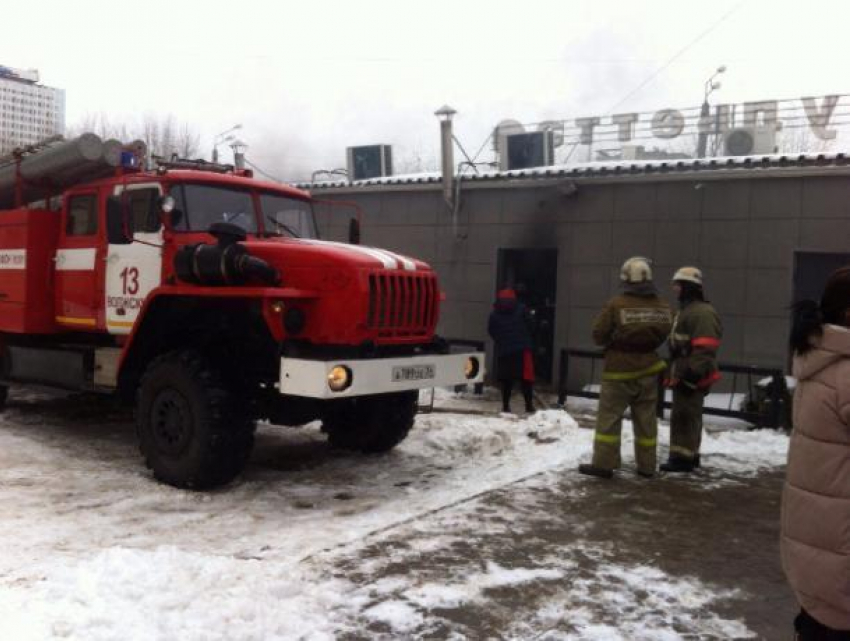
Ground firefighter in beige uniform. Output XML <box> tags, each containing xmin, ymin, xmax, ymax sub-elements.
<box><xmin>579</xmin><ymin>257</ymin><xmax>673</xmax><ymax>479</ymax></box>
<box><xmin>661</xmin><ymin>267</ymin><xmax>722</xmax><ymax>473</ymax></box>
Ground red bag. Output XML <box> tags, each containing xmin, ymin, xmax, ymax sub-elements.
<box><xmin>522</xmin><ymin>349</ymin><xmax>535</xmax><ymax>382</ymax></box>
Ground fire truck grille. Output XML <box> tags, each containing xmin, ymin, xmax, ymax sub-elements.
<box><xmin>367</xmin><ymin>272</ymin><xmax>439</xmax><ymax>337</ymax></box>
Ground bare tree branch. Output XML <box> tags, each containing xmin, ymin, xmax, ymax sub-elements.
<box><xmin>69</xmin><ymin>112</ymin><xmax>201</xmax><ymax>158</ymax></box>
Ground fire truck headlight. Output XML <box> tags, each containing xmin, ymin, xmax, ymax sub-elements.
<box><xmin>328</xmin><ymin>365</ymin><xmax>353</xmax><ymax>392</ymax></box>
<box><xmin>465</xmin><ymin>356</ymin><xmax>480</xmax><ymax>379</ymax></box>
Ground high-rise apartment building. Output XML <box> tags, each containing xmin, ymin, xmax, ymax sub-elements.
<box><xmin>0</xmin><ymin>65</ymin><xmax>66</xmax><ymax>152</ymax></box>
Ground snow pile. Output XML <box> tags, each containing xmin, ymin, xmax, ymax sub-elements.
<box><xmin>0</xmin><ymin>547</ymin><xmax>352</xmax><ymax>641</ymax></box>
<box><xmin>700</xmin><ymin>427</ymin><xmax>789</xmax><ymax>476</ymax></box>
<box><xmin>413</xmin><ymin>409</ymin><xmax>577</xmax><ymax>460</ymax></box>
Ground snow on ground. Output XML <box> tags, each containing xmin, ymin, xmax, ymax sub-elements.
<box><xmin>352</xmin><ymin>554</ymin><xmax>753</xmax><ymax>640</ymax></box>
<box><xmin>530</xmin><ymin>562</ymin><xmax>753</xmax><ymax>641</ymax></box>
<box><xmin>0</xmin><ymin>387</ymin><xmax>789</xmax><ymax>639</ymax></box>
<box><xmin>309</xmin><ymin>473</ymin><xmax>763</xmax><ymax>640</ymax></box>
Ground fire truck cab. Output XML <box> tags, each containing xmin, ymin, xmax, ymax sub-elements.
<box><xmin>0</xmin><ymin>137</ymin><xmax>484</xmax><ymax>489</ymax></box>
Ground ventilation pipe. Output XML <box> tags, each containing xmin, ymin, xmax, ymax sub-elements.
<box><xmin>230</xmin><ymin>140</ymin><xmax>247</xmax><ymax>171</ymax></box>
<box><xmin>434</xmin><ymin>105</ymin><xmax>456</xmax><ymax>208</ymax></box>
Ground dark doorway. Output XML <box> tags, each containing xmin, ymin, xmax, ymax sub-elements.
<box><xmin>792</xmin><ymin>251</ymin><xmax>850</xmax><ymax>303</ymax></box>
<box><xmin>496</xmin><ymin>249</ymin><xmax>558</xmax><ymax>383</ymax></box>
<box><xmin>791</xmin><ymin>251</ymin><xmax>850</xmax><ymax>366</ymax></box>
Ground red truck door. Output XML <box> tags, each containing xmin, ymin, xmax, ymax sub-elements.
<box><xmin>54</xmin><ymin>190</ymin><xmax>103</xmax><ymax>330</ymax></box>
<box><xmin>104</xmin><ymin>183</ymin><xmax>163</xmax><ymax>334</ymax></box>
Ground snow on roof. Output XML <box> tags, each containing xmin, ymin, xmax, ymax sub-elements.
<box><xmin>301</xmin><ymin>151</ymin><xmax>850</xmax><ymax>191</ymax></box>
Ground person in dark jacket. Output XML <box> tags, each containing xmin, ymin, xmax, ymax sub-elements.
<box><xmin>488</xmin><ymin>288</ymin><xmax>535</xmax><ymax>414</ymax></box>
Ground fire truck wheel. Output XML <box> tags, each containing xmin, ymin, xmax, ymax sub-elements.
<box><xmin>0</xmin><ymin>385</ymin><xmax>7</xmax><ymax>411</ymax></box>
<box><xmin>136</xmin><ymin>351</ymin><xmax>255</xmax><ymax>490</ymax></box>
<box><xmin>322</xmin><ymin>391</ymin><xmax>417</xmax><ymax>454</ymax></box>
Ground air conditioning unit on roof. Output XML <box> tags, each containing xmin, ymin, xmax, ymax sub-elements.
<box><xmin>347</xmin><ymin>145</ymin><xmax>393</xmax><ymax>181</ymax></box>
<box><xmin>499</xmin><ymin>131</ymin><xmax>555</xmax><ymax>171</ymax></box>
<box><xmin>722</xmin><ymin>126</ymin><xmax>778</xmax><ymax>156</ymax></box>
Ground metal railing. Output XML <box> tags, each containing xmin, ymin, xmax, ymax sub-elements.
<box><xmin>556</xmin><ymin>348</ymin><xmax>789</xmax><ymax>428</ymax></box>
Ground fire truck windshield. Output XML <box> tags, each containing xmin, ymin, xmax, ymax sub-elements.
<box><xmin>169</xmin><ymin>183</ymin><xmax>258</xmax><ymax>233</ymax></box>
<box><xmin>167</xmin><ymin>184</ymin><xmax>318</xmax><ymax>238</ymax></box>
<box><xmin>259</xmin><ymin>193</ymin><xmax>317</xmax><ymax>239</ymax></box>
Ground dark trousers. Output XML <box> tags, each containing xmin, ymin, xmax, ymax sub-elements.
<box><xmin>501</xmin><ymin>379</ymin><xmax>533</xmax><ymax>412</ymax></box>
<box><xmin>669</xmin><ymin>387</ymin><xmax>706</xmax><ymax>461</ymax></box>
<box><xmin>795</xmin><ymin>609</ymin><xmax>850</xmax><ymax>640</ymax></box>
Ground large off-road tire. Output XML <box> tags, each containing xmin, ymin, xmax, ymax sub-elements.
<box><xmin>136</xmin><ymin>351</ymin><xmax>255</xmax><ymax>490</ymax></box>
<box><xmin>322</xmin><ymin>391</ymin><xmax>418</xmax><ymax>453</ymax></box>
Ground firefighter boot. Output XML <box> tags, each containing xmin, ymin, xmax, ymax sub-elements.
<box><xmin>578</xmin><ymin>464</ymin><xmax>614</xmax><ymax>479</ymax></box>
<box><xmin>660</xmin><ymin>457</ymin><xmax>695</xmax><ymax>473</ymax></box>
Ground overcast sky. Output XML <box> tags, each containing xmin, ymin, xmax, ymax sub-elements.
<box><xmin>3</xmin><ymin>0</ymin><xmax>849</xmax><ymax>179</ymax></box>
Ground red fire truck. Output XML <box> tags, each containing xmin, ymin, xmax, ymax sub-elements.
<box><xmin>0</xmin><ymin>135</ymin><xmax>483</xmax><ymax>489</ymax></box>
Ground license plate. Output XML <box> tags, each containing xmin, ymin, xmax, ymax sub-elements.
<box><xmin>392</xmin><ymin>364</ymin><xmax>435</xmax><ymax>382</ymax></box>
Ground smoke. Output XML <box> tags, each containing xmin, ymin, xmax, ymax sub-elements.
<box><xmin>242</xmin><ymin>123</ymin><xmax>315</xmax><ymax>183</ymax></box>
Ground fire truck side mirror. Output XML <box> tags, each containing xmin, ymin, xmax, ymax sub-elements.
<box><xmin>348</xmin><ymin>217</ymin><xmax>361</xmax><ymax>245</ymax></box>
<box><xmin>106</xmin><ymin>196</ymin><xmax>133</xmax><ymax>245</ymax></box>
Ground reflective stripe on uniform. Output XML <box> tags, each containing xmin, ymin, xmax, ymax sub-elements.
<box><xmin>602</xmin><ymin>359</ymin><xmax>667</xmax><ymax>381</ymax></box>
<box><xmin>691</xmin><ymin>337</ymin><xmax>721</xmax><ymax>349</ymax></box>
<box><xmin>669</xmin><ymin>445</ymin><xmax>696</xmax><ymax>458</ymax></box>
<box><xmin>636</xmin><ymin>437</ymin><xmax>657</xmax><ymax>448</ymax></box>
<box><xmin>594</xmin><ymin>433</ymin><xmax>621</xmax><ymax>444</ymax></box>
<box><xmin>697</xmin><ymin>370</ymin><xmax>722</xmax><ymax>388</ymax></box>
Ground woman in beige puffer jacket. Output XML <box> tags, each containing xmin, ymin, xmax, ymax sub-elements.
<box><xmin>781</xmin><ymin>266</ymin><xmax>850</xmax><ymax>639</ymax></box>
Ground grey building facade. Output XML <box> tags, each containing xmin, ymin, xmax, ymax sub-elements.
<box><xmin>309</xmin><ymin>156</ymin><xmax>850</xmax><ymax>388</ymax></box>
<box><xmin>0</xmin><ymin>65</ymin><xmax>65</xmax><ymax>152</ymax></box>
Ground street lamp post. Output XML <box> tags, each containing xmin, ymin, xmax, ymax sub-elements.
<box><xmin>697</xmin><ymin>66</ymin><xmax>726</xmax><ymax>158</ymax></box>
<box><xmin>212</xmin><ymin>124</ymin><xmax>242</xmax><ymax>163</ymax></box>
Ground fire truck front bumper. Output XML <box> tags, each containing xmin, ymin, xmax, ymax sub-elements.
<box><xmin>278</xmin><ymin>352</ymin><xmax>485</xmax><ymax>399</ymax></box>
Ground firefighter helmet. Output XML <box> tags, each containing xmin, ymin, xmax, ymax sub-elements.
<box><xmin>620</xmin><ymin>256</ymin><xmax>653</xmax><ymax>283</ymax></box>
<box><xmin>672</xmin><ymin>266</ymin><xmax>703</xmax><ymax>285</ymax></box>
